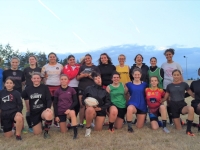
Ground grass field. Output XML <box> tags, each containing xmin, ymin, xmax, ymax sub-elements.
<box><xmin>0</xmin><ymin>81</ymin><xmax>200</xmax><ymax>150</ymax></box>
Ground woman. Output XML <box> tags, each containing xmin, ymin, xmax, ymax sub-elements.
<box><xmin>54</xmin><ymin>74</ymin><xmax>78</xmax><ymax>139</ymax></box>
<box><xmin>162</xmin><ymin>69</ymin><xmax>195</xmax><ymax>136</ymax></box>
<box><xmin>23</xmin><ymin>55</ymin><xmax>41</xmax><ymax>132</ymax></box>
<box><xmin>98</xmin><ymin>53</ymin><xmax>116</xmax><ymax>89</ymax></box>
<box><xmin>125</xmin><ymin>68</ymin><xmax>148</xmax><ymax>132</ymax></box>
<box><xmin>130</xmin><ymin>54</ymin><xmax>149</xmax><ymax>83</ymax></box>
<box><xmin>161</xmin><ymin>48</ymin><xmax>183</xmax><ymax>125</ymax></box>
<box><xmin>41</xmin><ymin>52</ymin><xmax>63</xmax><ymax>127</ymax></box>
<box><xmin>116</xmin><ymin>54</ymin><xmax>130</xmax><ymax>84</ymax></box>
<box><xmin>0</xmin><ymin>78</ymin><xmax>23</xmax><ymax>140</ymax></box>
<box><xmin>62</xmin><ymin>55</ymin><xmax>80</xmax><ymax>116</ymax></box>
<box><xmin>22</xmin><ymin>72</ymin><xmax>53</xmax><ymax>139</ymax></box>
<box><xmin>82</xmin><ymin>72</ymin><xmax>111</xmax><ymax>137</ymax></box>
<box><xmin>148</xmin><ymin>57</ymin><xmax>164</xmax><ymax>89</ymax></box>
<box><xmin>145</xmin><ymin>76</ymin><xmax>170</xmax><ymax>133</ymax></box>
<box><xmin>0</xmin><ymin>57</ymin><xmax>3</xmax><ymax>90</ymax></box>
<box><xmin>3</xmin><ymin>56</ymin><xmax>25</xmax><ymax>93</ymax></box>
<box><xmin>106</xmin><ymin>72</ymin><xmax>128</xmax><ymax>131</ymax></box>
<box><xmin>77</xmin><ymin>54</ymin><xmax>100</xmax><ymax>127</ymax></box>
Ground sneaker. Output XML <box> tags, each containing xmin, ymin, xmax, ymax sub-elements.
<box><xmin>85</xmin><ymin>128</ymin><xmax>91</xmax><ymax>137</ymax></box>
<box><xmin>83</xmin><ymin>120</ymin><xmax>86</xmax><ymax>125</ymax></box>
<box><xmin>16</xmin><ymin>135</ymin><xmax>22</xmax><ymax>140</ymax></box>
<box><xmin>186</xmin><ymin>131</ymin><xmax>195</xmax><ymax>136</ymax></box>
<box><xmin>78</xmin><ymin>124</ymin><xmax>84</xmax><ymax>128</ymax></box>
<box><xmin>54</xmin><ymin>122</ymin><xmax>60</xmax><ymax>128</ymax></box>
<box><xmin>132</xmin><ymin>119</ymin><xmax>137</xmax><ymax>124</ymax></box>
<box><xmin>169</xmin><ymin>121</ymin><xmax>174</xmax><ymax>126</ymax></box>
<box><xmin>67</xmin><ymin>123</ymin><xmax>71</xmax><ymax>130</ymax></box>
<box><xmin>108</xmin><ymin>128</ymin><xmax>114</xmax><ymax>133</ymax></box>
<box><xmin>22</xmin><ymin>129</ymin><xmax>28</xmax><ymax>134</ymax></box>
<box><xmin>128</xmin><ymin>127</ymin><xmax>134</xmax><ymax>133</ymax></box>
<box><xmin>163</xmin><ymin>127</ymin><xmax>170</xmax><ymax>133</ymax></box>
<box><xmin>29</xmin><ymin>128</ymin><xmax>33</xmax><ymax>133</ymax></box>
<box><xmin>43</xmin><ymin>131</ymin><xmax>51</xmax><ymax>139</ymax></box>
<box><xmin>91</xmin><ymin>123</ymin><xmax>95</xmax><ymax>128</ymax></box>
<box><xmin>0</xmin><ymin>128</ymin><xmax>3</xmax><ymax>133</ymax></box>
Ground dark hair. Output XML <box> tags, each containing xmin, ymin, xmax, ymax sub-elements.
<box><xmin>85</xmin><ymin>53</ymin><xmax>92</xmax><ymax>58</ymax></box>
<box><xmin>60</xmin><ymin>74</ymin><xmax>69</xmax><ymax>79</ymax></box>
<box><xmin>172</xmin><ymin>69</ymin><xmax>182</xmax><ymax>75</ymax></box>
<box><xmin>91</xmin><ymin>71</ymin><xmax>101</xmax><ymax>79</ymax></box>
<box><xmin>198</xmin><ymin>68</ymin><xmax>200</xmax><ymax>76</ymax></box>
<box><xmin>98</xmin><ymin>53</ymin><xmax>113</xmax><ymax>65</ymax></box>
<box><xmin>29</xmin><ymin>55</ymin><xmax>38</xmax><ymax>67</ymax></box>
<box><xmin>5</xmin><ymin>77</ymin><xmax>15</xmax><ymax>83</ymax></box>
<box><xmin>134</xmin><ymin>54</ymin><xmax>143</xmax><ymax>63</ymax></box>
<box><xmin>112</xmin><ymin>71</ymin><xmax>120</xmax><ymax>78</ymax></box>
<box><xmin>67</xmin><ymin>55</ymin><xmax>75</xmax><ymax>60</ymax></box>
<box><xmin>31</xmin><ymin>72</ymin><xmax>42</xmax><ymax>78</ymax></box>
<box><xmin>48</xmin><ymin>52</ymin><xmax>57</xmax><ymax>58</ymax></box>
<box><xmin>150</xmin><ymin>57</ymin><xmax>157</xmax><ymax>61</ymax></box>
<box><xmin>164</xmin><ymin>48</ymin><xmax>175</xmax><ymax>55</ymax></box>
<box><xmin>132</xmin><ymin>68</ymin><xmax>142</xmax><ymax>74</ymax></box>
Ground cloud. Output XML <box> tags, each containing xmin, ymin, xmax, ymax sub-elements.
<box><xmin>38</xmin><ymin>0</ymin><xmax>62</xmax><ymax>21</ymax></box>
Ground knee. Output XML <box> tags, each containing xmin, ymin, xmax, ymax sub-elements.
<box><xmin>15</xmin><ymin>115</ymin><xmax>23</xmax><ymax>123</ymax></box>
<box><xmin>110</xmin><ymin>109</ymin><xmax>118</xmax><ymax>116</ymax></box>
<box><xmin>45</xmin><ymin>111</ymin><xmax>53</xmax><ymax>120</ymax></box>
<box><xmin>136</xmin><ymin>124</ymin><xmax>144</xmax><ymax>129</ymax></box>
<box><xmin>69</xmin><ymin>110</ymin><xmax>76</xmax><ymax>117</ymax></box>
<box><xmin>86</xmin><ymin>107</ymin><xmax>94</xmax><ymax>115</ymax></box>
<box><xmin>151</xmin><ymin>125</ymin><xmax>159</xmax><ymax>130</ymax></box>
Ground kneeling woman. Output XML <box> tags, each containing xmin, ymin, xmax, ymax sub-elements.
<box><xmin>53</xmin><ymin>74</ymin><xmax>78</xmax><ymax>139</ymax></box>
<box><xmin>22</xmin><ymin>73</ymin><xmax>53</xmax><ymax>139</ymax></box>
<box><xmin>145</xmin><ymin>76</ymin><xmax>170</xmax><ymax>133</ymax></box>
<box><xmin>162</xmin><ymin>69</ymin><xmax>195</xmax><ymax>136</ymax></box>
<box><xmin>125</xmin><ymin>68</ymin><xmax>148</xmax><ymax>132</ymax></box>
<box><xmin>0</xmin><ymin>78</ymin><xmax>23</xmax><ymax>140</ymax></box>
<box><xmin>82</xmin><ymin>72</ymin><xmax>111</xmax><ymax>137</ymax></box>
<box><xmin>106</xmin><ymin>72</ymin><xmax>128</xmax><ymax>131</ymax></box>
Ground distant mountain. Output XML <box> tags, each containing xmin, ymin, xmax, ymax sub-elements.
<box><xmin>57</xmin><ymin>44</ymin><xmax>200</xmax><ymax>80</ymax></box>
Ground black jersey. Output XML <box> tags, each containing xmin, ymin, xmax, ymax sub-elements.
<box><xmin>190</xmin><ymin>80</ymin><xmax>200</xmax><ymax>101</ymax></box>
<box><xmin>0</xmin><ymin>89</ymin><xmax>23</xmax><ymax>113</ymax></box>
<box><xmin>21</xmin><ymin>84</ymin><xmax>51</xmax><ymax>115</ymax></box>
<box><xmin>23</xmin><ymin>67</ymin><xmax>41</xmax><ymax>86</ymax></box>
<box><xmin>3</xmin><ymin>69</ymin><xmax>25</xmax><ymax>93</ymax></box>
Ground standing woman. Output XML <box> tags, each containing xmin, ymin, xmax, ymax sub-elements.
<box><xmin>162</xmin><ymin>69</ymin><xmax>195</xmax><ymax>136</ymax></box>
<box><xmin>77</xmin><ymin>54</ymin><xmax>100</xmax><ymax>127</ymax></box>
<box><xmin>53</xmin><ymin>74</ymin><xmax>78</xmax><ymax>139</ymax></box>
<box><xmin>161</xmin><ymin>48</ymin><xmax>183</xmax><ymax>125</ymax></box>
<box><xmin>3</xmin><ymin>56</ymin><xmax>25</xmax><ymax>93</ymax></box>
<box><xmin>98</xmin><ymin>53</ymin><xmax>116</xmax><ymax>89</ymax></box>
<box><xmin>41</xmin><ymin>52</ymin><xmax>63</xmax><ymax>127</ymax></box>
<box><xmin>22</xmin><ymin>72</ymin><xmax>53</xmax><ymax>139</ymax></box>
<box><xmin>23</xmin><ymin>55</ymin><xmax>41</xmax><ymax>132</ymax></box>
<box><xmin>116</xmin><ymin>54</ymin><xmax>131</xmax><ymax>84</ymax></box>
<box><xmin>0</xmin><ymin>78</ymin><xmax>23</xmax><ymax>140</ymax></box>
<box><xmin>83</xmin><ymin>72</ymin><xmax>111</xmax><ymax>137</ymax></box>
<box><xmin>125</xmin><ymin>68</ymin><xmax>148</xmax><ymax>132</ymax></box>
<box><xmin>62</xmin><ymin>55</ymin><xmax>80</xmax><ymax>116</ymax></box>
<box><xmin>148</xmin><ymin>57</ymin><xmax>164</xmax><ymax>89</ymax></box>
<box><xmin>106</xmin><ymin>72</ymin><xmax>128</xmax><ymax>131</ymax></box>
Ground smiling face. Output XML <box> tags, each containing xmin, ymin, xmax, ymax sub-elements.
<box><xmin>150</xmin><ymin>77</ymin><xmax>158</xmax><ymax>88</ymax></box>
<box><xmin>31</xmin><ymin>74</ymin><xmax>41</xmax><ymax>86</ymax></box>
<box><xmin>150</xmin><ymin>58</ymin><xmax>157</xmax><ymax>67</ymax></box>
<box><xmin>5</xmin><ymin>79</ymin><xmax>15</xmax><ymax>91</ymax></box>
<box><xmin>112</xmin><ymin>74</ymin><xmax>120</xmax><ymax>84</ymax></box>
<box><xmin>85</xmin><ymin>55</ymin><xmax>92</xmax><ymax>65</ymax></box>
<box><xmin>60</xmin><ymin>75</ymin><xmax>69</xmax><ymax>86</ymax></box>
<box><xmin>165</xmin><ymin>51</ymin><xmax>173</xmax><ymax>62</ymax></box>
<box><xmin>94</xmin><ymin>76</ymin><xmax>102</xmax><ymax>86</ymax></box>
<box><xmin>48</xmin><ymin>54</ymin><xmax>57</xmax><ymax>64</ymax></box>
<box><xmin>100</xmin><ymin>54</ymin><xmax>108</xmax><ymax>64</ymax></box>
<box><xmin>172</xmin><ymin>70</ymin><xmax>181</xmax><ymax>82</ymax></box>
<box><xmin>29</xmin><ymin>56</ymin><xmax>37</xmax><ymax>66</ymax></box>
<box><xmin>132</xmin><ymin>70</ymin><xmax>141</xmax><ymax>81</ymax></box>
<box><xmin>135</xmin><ymin>55</ymin><xmax>143</xmax><ymax>65</ymax></box>
<box><xmin>68</xmin><ymin>56</ymin><xmax>75</xmax><ymax>66</ymax></box>
<box><xmin>11</xmin><ymin>58</ymin><xmax>19</xmax><ymax>69</ymax></box>
<box><xmin>118</xmin><ymin>55</ymin><xmax>125</xmax><ymax>65</ymax></box>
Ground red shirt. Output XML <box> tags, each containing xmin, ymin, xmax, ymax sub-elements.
<box><xmin>63</xmin><ymin>64</ymin><xmax>80</xmax><ymax>82</ymax></box>
<box><xmin>145</xmin><ymin>88</ymin><xmax>165</xmax><ymax>109</ymax></box>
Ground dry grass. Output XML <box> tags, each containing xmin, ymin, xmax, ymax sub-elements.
<box><xmin>0</xmin><ymin>81</ymin><xmax>199</xmax><ymax>150</ymax></box>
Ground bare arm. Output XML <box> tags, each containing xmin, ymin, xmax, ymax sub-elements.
<box><xmin>187</xmin><ymin>89</ymin><xmax>194</xmax><ymax>98</ymax></box>
<box><xmin>161</xmin><ymin>92</ymin><xmax>170</xmax><ymax>103</ymax></box>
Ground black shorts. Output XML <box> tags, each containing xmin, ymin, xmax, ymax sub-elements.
<box><xmin>191</xmin><ymin>99</ymin><xmax>200</xmax><ymax>114</ymax></box>
<box><xmin>136</xmin><ymin>108</ymin><xmax>146</xmax><ymax>115</ymax></box>
<box><xmin>170</xmin><ymin>100</ymin><xmax>187</xmax><ymax>118</ymax></box>
<box><xmin>1</xmin><ymin>111</ymin><xmax>17</xmax><ymax>132</ymax></box>
<box><xmin>78</xmin><ymin>89</ymin><xmax>84</xmax><ymax>96</ymax></box>
<box><xmin>96</xmin><ymin>110</ymin><xmax>107</xmax><ymax>117</ymax></box>
<box><xmin>58</xmin><ymin>115</ymin><xmax>67</xmax><ymax>122</ymax></box>
<box><xmin>108</xmin><ymin>105</ymin><xmax>127</xmax><ymax>119</ymax></box>
<box><xmin>30</xmin><ymin>110</ymin><xmax>45</xmax><ymax>127</ymax></box>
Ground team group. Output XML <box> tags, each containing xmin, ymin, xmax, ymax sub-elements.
<box><xmin>0</xmin><ymin>48</ymin><xmax>200</xmax><ymax>140</ymax></box>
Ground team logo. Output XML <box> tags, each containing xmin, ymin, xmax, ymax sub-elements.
<box><xmin>147</xmin><ymin>92</ymin><xmax>151</xmax><ymax>96</ymax></box>
<box><xmin>13</xmin><ymin>72</ymin><xmax>16</xmax><ymax>76</ymax></box>
<box><xmin>56</xmin><ymin>67</ymin><xmax>59</xmax><ymax>70</ymax></box>
<box><xmin>150</xmin><ymin>98</ymin><xmax>156</xmax><ymax>103</ymax></box>
<box><xmin>2</xmin><ymin>94</ymin><xmax>13</xmax><ymax>103</ymax></box>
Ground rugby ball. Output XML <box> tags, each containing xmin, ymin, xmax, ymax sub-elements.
<box><xmin>84</xmin><ymin>97</ymin><xmax>99</xmax><ymax>107</ymax></box>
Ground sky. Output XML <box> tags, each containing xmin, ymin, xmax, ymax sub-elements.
<box><xmin>0</xmin><ymin>0</ymin><xmax>200</xmax><ymax>54</ymax></box>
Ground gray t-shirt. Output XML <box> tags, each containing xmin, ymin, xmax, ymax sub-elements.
<box><xmin>166</xmin><ymin>82</ymin><xmax>189</xmax><ymax>102</ymax></box>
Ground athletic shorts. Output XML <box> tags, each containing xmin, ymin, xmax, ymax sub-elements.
<box><xmin>30</xmin><ymin>110</ymin><xmax>45</xmax><ymax>127</ymax></box>
<box><xmin>136</xmin><ymin>108</ymin><xmax>146</xmax><ymax>114</ymax></box>
<box><xmin>108</xmin><ymin>105</ymin><xmax>127</xmax><ymax>119</ymax></box>
<box><xmin>191</xmin><ymin>99</ymin><xmax>200</xmax><ymax>114</ymax></box>
<box><xmin>96</xmin><ymin>110</ymin><xmax>106</xmax><ymax>117</ymax></box>
<box><xmin>148</xmin><ymin>107</ymin><xmax>161</xmax><ymax>121</ymax></box>
<box><xmin>48</xmin><ymin>86</ymin><xmax>60</xmax><ymax>97</ymax></box>
<box><xmin>58</xmin><ymin>115</ymin><xmax>67</xmax><ymax>122</ymax></box>
<box><xmin>1</xmin><ymin>111</ymin><xmax>17</xmax><ymax>132</ymax></box>
<box><xmin>169</xmin><ymin>100</ymin><xmax>187</xmax><ymax>118</ymax></box>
